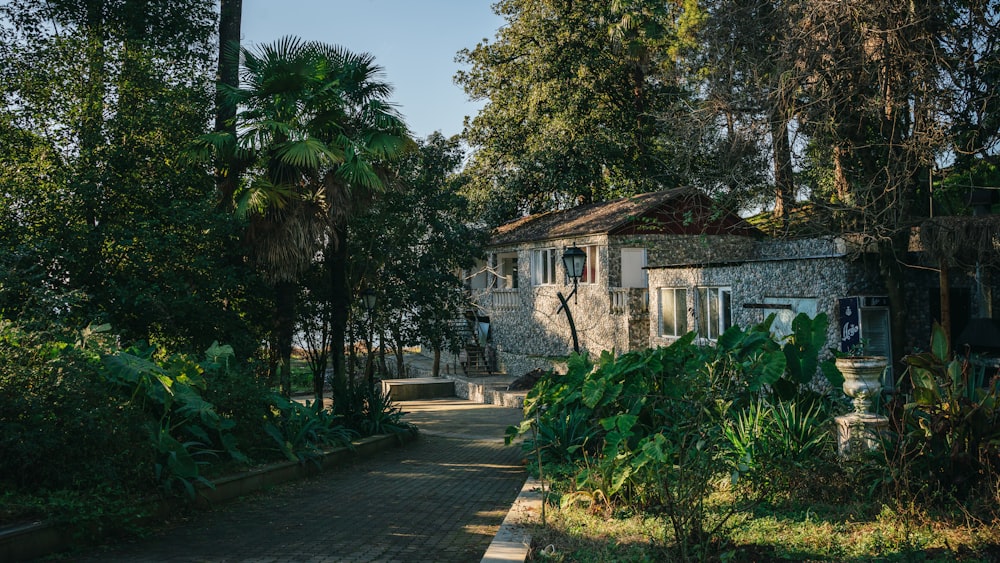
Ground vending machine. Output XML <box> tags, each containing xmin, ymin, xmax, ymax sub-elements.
<box><xmin>838</xmin><ymin>296</ymin><xmax>894</xmax><ymax>388</ymax></box>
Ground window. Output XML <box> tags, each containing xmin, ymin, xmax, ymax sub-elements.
<box><xmin>565</xmin><ymin>245</ymin><xmax>599</xmax><ymax>285</ymax></box>
<box><xmin>659</xmin><ymin>288</ymin><xmax>688</xmax><ymax>337</ymax></box>
<box><xmin>697</xmin><ymin>287</ymin><xmax>732</xmax><ymax>340</ymax></box>
<box><xmin>531</xmin><ymin>248</ymin><xmax>557</xmax><ymax>285</ymax></box>
<box><xmin>498</xmin><ymin>253</ymin><xmax>518</xmax><ymax>288</ymax></box>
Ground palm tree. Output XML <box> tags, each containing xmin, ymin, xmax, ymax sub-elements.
<box><xmin>195</xmin><ymin>36</ymin><xmax>410</xmax><ymax>399</ymax></box>
<box><xmin>306</xmin><ymin>43</ymin><xmax>412</xmax><ymax>406</ymax></box>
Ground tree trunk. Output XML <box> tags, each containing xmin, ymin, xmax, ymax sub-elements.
<box><xmin>378</xmin><ymin>324</ymin><xmax>389</xmax><ymax>375</ymax></box>
<box><xmin>214</xmin><ymin>0</ymin><xmax>242</xmax><ymax>209</ymax></box>
<box><xmin>275</xmin><ymin>280</ymin><xmax>296</xmax><ymax>398</ymax></box>
<box><xmin>329</xmin><ymin>222</ymin><xmax>350</xmax><ymax>412</ymax></box>
<box><xmin>833</xmin><ymin>145</ymin><xmax>851</xmax><ymax>203</ymax></box>
<box><xmin>390</xmin><ymin>322</ymin><xmax>405</xmax><ymax>377</ymax></box>
<box><xmin>879</xmin><ymin>236</ymin><xmax>910</xmax><ymax>375</ymax></box>
<box><xmin>432</xmin><ymin>347</ymin><xmax>441</xmax><ymax>377</ymax></box>
<box><xmin>771</xmin><ymin>112</ymin><xmax>793</xmax><ymax>222</ymax></box>
<box><xmin>939</xmin><ymin>258</ymin><xmax>951</xmax><ymax>343</ymax></box>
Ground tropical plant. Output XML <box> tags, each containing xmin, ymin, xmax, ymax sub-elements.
<box><xmin>194</xmin><ymin>36</ymin><xmax>410</xmax><ymax>401</ymax></box>
<box><xmin>508</xmin><ymin>313</ymin><xmax>847</xmax><ymax>559</ymax></box>
<box><xmin>264</xmin><ymin>396</ymin><xmax>357</xmax><ymax>465</ymax></box>
<box><xmin>101</xmin><ymin>340</ymin><xmax>248</xmax><ymax>496</ymax></box>
<box><xmin>891</xmin><ymin>322</ymin><xmax>1000</xmax><ymax>500</ymax></box>
<box><xmin>339</xmin><ymin>383</ymin><xmax>415</xmax><ymax>438</ymax></box>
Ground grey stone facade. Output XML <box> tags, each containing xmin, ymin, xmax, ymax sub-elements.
<box><xmin>647</xmin><ymin>237</ymin><xmax>881</xmax><ymax>352</ymax></box>
<box><xmin>475</xmin><ymin>233</ymin><xmax>646</xmax><ymax>376</ymax></box>
<box><xmin>474</xmin><ymin>233</ymin><xmax>763</xmax><ymax>376</ymax></box>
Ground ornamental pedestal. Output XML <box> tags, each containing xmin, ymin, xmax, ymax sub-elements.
<box><xmin>834</xmin><ymin>356</ymin><xmax>889</xmax><ymax>457</ymax></box>
<box><xmin>835</xmin><ymin>412</ymin><xmax>889</xmax><ymax>457</ymax></box>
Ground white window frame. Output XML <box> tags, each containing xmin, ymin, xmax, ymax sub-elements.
<box><xmin>697</xmin><ymin>286</ymin><xmax>732</xmax><ymax>341</ymax></box>
<box><xmin>531</xmin><ymin>248</ymin><xmax>558</xmax><ymax>286</ymax></box>
<box><xmin>659</xmin><ymin>287</ymin><xmax>688</xmax><ymax>337</ymax></box>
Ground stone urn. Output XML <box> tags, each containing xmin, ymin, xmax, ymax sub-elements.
<box><xmin>835</xmin><ymin>356</ymin><xmax>888</xmax><ymax>415</ymax></box>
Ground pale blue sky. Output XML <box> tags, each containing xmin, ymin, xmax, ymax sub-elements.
<box><xmin>241</xmin><ymin>0</ymin><xmax>504</xmax><ymax>140</ymax></box>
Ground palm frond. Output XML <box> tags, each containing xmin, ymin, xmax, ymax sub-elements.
<box><xmin>274</xmin><ymin>138</ymin><xmax>345</xmax><ymax>170</ymax></box>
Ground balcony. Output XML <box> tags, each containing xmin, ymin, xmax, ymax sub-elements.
<box><xmin>609</xmin><ymin>288</ymin><xmax>649</xmax><ymax>316</ymax></box>
<box><xmin>489</xmin><ymin>288</ymin><xmax>520</xmax><ymax>311</ymax></box>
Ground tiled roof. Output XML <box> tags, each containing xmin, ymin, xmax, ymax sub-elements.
<box><xmin>489</xmin><ymin>188</ymin><xmax>757</xmax><ymax>246</ymax></box>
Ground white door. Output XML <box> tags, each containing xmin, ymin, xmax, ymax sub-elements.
<box><xmin>621</xmin><ymin>248</ymin><xmax>647</xmax><ymax>288</ymax></box>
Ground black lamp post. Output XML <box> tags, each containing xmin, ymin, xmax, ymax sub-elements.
<box><xmin>556</xmin><ymin>245</ymin><xmax>586</xmax><ymax>354</ymax></box>
<box><xmin>361</xmin><ymin>288</ymin><xmax>377</xmax><ymax>388</ymax></box>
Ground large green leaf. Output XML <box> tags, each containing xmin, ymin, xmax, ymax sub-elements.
<box><xmin>931</xmin><ymin>322</ymin><xmax>950</xmax><ymax>361</ymax></box>
<box><xmin>582</xmin><ymin>376</ymin><xmax>605</xmax><ymax>409</ymax></box>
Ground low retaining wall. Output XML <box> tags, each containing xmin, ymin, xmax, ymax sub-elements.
<box><xmin>382</xmin><ymin>378</ymin><xmax>455</xmax><ymax>401</ymax></box>
<box><xmin>0</xmin><ymin>432</ymin><xmax>415</xmax><ymax>562</ymax></box>
<box><xmin>446</xmin><ymin>375</ymin><xmax>526</xmax><ymax>409</ymax></box>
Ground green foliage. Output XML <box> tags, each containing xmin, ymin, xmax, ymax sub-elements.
<box><xmin>510</xmin><ymin>313</ymin><xmax>844</xmax><ymax>559</ymax></box>
<box><xmin>891</xmin><ymin>323</ymin><xmax>1000</xmax><ymax>499</ymax></box>
<box><xmin>264</xmin><ymin>396</ymin><xmax>357</xmax><ymax>465</ymax></box>
<box><xmin>101</xmin><ymin>341</ymin><xmax>249</xmax><ymax>496</ymax></box>
<box><xmin>339</xmin><ymin>384</ymin><xmax>416</xmax><ymax>438</ymax></box>
<box><xmin>724</xmin><ymin>397</ymin><xmax>837</xmax><ymax>503</ymax></box>
<box><xmin>0</xmin><ymin>321</ymin><xmax>150</xmax><ymax>493</ymax></box>
<box><xmin>0</xmin><ymin>0</ymin><xmax>263</xmax><ymax>355</ymax></box>
<box><xmin>456</xmin><ymin>0</ymin><xmax>706</xmax><ymax>224</ymax></box>
<box><xmin>350</xmin><ymin>133</ymin><xmax>484</xmax><ymax>368</ymax></box>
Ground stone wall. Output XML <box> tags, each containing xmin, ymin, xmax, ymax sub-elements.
<box><xmin>480</xmin><ymin>233</ymin><xmax>721</xmax><ymax>376</ymax></box>
<box><xmin>646</xmin><ymin>238</ymin><xmax>881</xmax><ymax>352</ymax></box>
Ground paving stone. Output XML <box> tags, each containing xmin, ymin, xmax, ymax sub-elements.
<box><xmin>69</xmin><ymin>399</ymin><xmax>527</xmax><ymax>563</ymax></box>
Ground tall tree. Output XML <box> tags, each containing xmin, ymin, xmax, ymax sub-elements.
<box><xmin>197</xmin><ymin>37</ymin><xmax>410</xmax><ymax>398</ymax></box>
<box><xmin>711</xmin><ymin>0</ymin><xmax>999</xmax><ymax>361</ymax></box>
<box><xmin>214</xmin><ymin>0</ymin><xmax>242</xmax><ymax>209</ymax></box>
<box><xmin>456</xmin><ymin>0</ymin><xmax>701</xmax><ymax>225</ymax></box>
<box><xmin>351</xmin><ymin>133</ymin><xmax>484</xmax><ymax>377</ymax></box>
<box><xmin>0</xmin><ymin>0</ymin><xmax>257</xmax><ymax>352</ymax></box>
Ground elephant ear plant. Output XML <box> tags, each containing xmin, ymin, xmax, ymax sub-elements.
<box><xmin>896</xmin><ymin>322</ymin><xmax>1000</xmax><ymax>499</ymax></box>
<box><xmin>102</xmin><ymin>341</ymin><xmax>248</xmax><ymax>497</ymax></box>
<box><xmin>505</xmin><ymin>313</ymin><xmax>849</xmax><ymax>559</ymax></box>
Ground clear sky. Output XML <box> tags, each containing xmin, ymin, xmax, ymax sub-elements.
<box><xmin>240</xmin><ymin>0</ymin><xmax>504</xmax><ymax>140</ymax></box>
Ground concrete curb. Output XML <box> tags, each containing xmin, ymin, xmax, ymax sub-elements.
<box><xmin>0</xmin><ymin>431</ymin><xmax>415</xmax><ymax>562</ymax></box>
<box><xmin>446</xmin><ymin>374</ymin><xmax>528</xmax><ymax>409</ymax></box>
<box><xmin>481</xmin><ymin>477</ymin><xmax>543</xmax><ymax>563</ymax></box>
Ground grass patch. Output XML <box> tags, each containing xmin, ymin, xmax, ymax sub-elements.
<box><xmin>525</xmin><ymin>499</ymin><xmax>1000</xmax><ymax>562</ymax></box>
<box><xmin>290</xmin><ymin>354</ymin><xmax>316</xmax><ymax>394</ymax></box>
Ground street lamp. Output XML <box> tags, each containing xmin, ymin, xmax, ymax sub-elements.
<box><xmin>361</xmin><ymin>288</ymin><xmax>377</xmax><ymax>315</ymax></box>
<box><xmin>556</xmin><ymin>245</ymin><xmax>586</xmax><ymax>354</ymax></box>
<box><xmin>360</xmin><ymin>288</ymin><xmax>377</xmax><ymax>388</ymax></box>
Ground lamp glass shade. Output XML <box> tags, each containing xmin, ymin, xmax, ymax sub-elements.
<box><xmin>361</xmin><ymin>289</ymin><xmax>377</xmax><ymax>312</ymax></box>
<box><xmin>562</xmin><ymin>246</ymin><xmax>587</xmax><ymax>281</ymax></box>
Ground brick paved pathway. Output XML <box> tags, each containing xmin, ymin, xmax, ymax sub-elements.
<box><xmin>70</xmin><ymin>399</ymin><xmax>527</xmax><ymax>563</ymax></box>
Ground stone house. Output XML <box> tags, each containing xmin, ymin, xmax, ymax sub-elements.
<box><xmin>468</xmin><ymin>188</ymin><xmax>758</xmax><ymax>376</ymax></box>
<box><xmin>465</xmin><ymin>189</ymin><xmax>999</xmax><ymax>380</ymax></box>
<box><xmin>645</xmin><ymin>236</ymin><xmax>890</xmax><ymax>376</ymax></box>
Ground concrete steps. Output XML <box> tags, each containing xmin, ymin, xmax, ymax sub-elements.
<box><xmin>387</xmin><ymin>353</ymin><xmax>528</xmax><ymax>409</ymax></box>
<box><xmin>381</xmin><ymin>378</ymin><xmax>455</xmax><ymax>401</ymax></box>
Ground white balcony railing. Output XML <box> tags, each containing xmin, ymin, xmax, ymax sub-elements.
<box><xmin>491</xmin><ymin>288</ymin><xmax>520</xmax><ymax>311</ymax></box>
<box><xmin>609</xmin><ymin>288</ymin><xmax>649</xmax><ymax>316</ymax></box>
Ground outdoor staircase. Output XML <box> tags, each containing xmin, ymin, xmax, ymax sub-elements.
<box><xmin>452</xmin><ymin>316</ymin><xmax>495</xmax><ymax>377</ymax></box>
<box><xmin>462</xmin><ymin>344</ymin><xmax>492</xmax><ymax>376</ymax></box>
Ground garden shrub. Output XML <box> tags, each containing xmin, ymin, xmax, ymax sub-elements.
<box><xmin>264</xmin><ymin>396</ymin><xmax>357</xmax><ymax>464</ymax></box>
<box><xmin>338</xmin><ymin>382</ymin><xmax>415</xmax><ymax>438</ymax></box>
<box><xmin>100</xmin><ymin>340</ymin><xmax>251</xmax><ymax>496</ymax></box>
<box><xmin>0</xmin><ymin>321</ymin><xmax>152</xmax><ymax>493</ymax></box>
<box><xmin>508</xmin><ymin>313</ymin><xmax>847</xmax><ymax>560</ymax></box>
<box><xmin>879</xmin><ymin>322</ymin><xmax>1000</xmax><ymax>509</ymax></box>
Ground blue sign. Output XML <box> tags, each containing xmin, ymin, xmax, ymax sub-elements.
<box><xmin>839</xmin><ymin>297</ymin><xmax>861</xmax><ymax>353</ymax></box>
